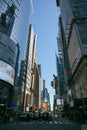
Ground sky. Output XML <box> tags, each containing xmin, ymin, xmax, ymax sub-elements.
<box><xmin>33</xmin><ymin>0</ymin><xmax>59</xmax><ymax>110</ymax></box>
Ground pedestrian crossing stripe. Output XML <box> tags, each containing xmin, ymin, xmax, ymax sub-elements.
<box><xmin>18</xmin><ymin>120</ymin><xmax>73</xmax><ymax>125</ymax></box>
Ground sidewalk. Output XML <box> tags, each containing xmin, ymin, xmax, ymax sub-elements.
<box><xmin>81</xmin><ymin>124</ymin><xmax>87</xmax><ymax>130</ymax></box>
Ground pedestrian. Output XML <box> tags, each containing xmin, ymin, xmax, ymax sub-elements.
<box><xmin>46</xmin><ymin>112</ymin><xmax>49</xmax><ymax>122</ymax></box>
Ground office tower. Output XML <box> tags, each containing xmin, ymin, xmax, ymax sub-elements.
<box><xmin>40</xmin><ymin>90</ymin><xmax>44</xmax><ymax>109</ymax></box>
<box><xmin>22</xmin><ymin>24</ymin><xmax>37</xmax><ymax>112</ymax></box>
<box><xmin>56</xmin><ymin>40</ymin><xmax>65</xmax><ymax>97</ymax></box>
<box><xmin>57</xmin><ymin>0</ymin><xmax>87</xmax><ymax>117</ymax></box>
<box><xmin>28</xmin><ymin>29</ymin><xmax>42</xmax><ymax>112</ymax></box>
<box><xmin>33</xmin><ymin>64</ymin><xmax>41</xmax><ymax>110</ymax></box>
<box><xmin>0</xmin><ymin>0</ymin><xmax>34</xmax><ymax>112</ymax></box>
<box><xmin>42</xmin><ymin>80</ymin><xmax>50</xmax><ymax>110</ymax></box>
<box><xmin>12</xmin><ymin>0</ymin><xmax>34</xmax><ymax>110</ymax></box>
<box><xmin>53</xmin><ymin>39</ymin><xmax>65</xmax><ymax>114</ymax></box>
<box><xmin>56</xmin><ymin>55</ymin><xmax>65</xmax><ymax>97</ymax></box>
<box><xmin>43</xmin><ymin>79</ymin><xmax>46</xmax><ymax>90</ymax></box>
<box><xmin>11</xmin><ymin>0</ymin><xmax>34</xmax><ymax>73</ymax></box>
<box><xmin>0</xmin><ymin>0</ymin><xmax>21</xmax><ymax>112</ymax></box>
<box><xmin>0</xmin><ymin>4</ymin><xmax>15</xmax><ymax>37</ymax></box>
<box><xmin>37</xmin><ymin>64</ymin><xmax>42</xmax><ymax>109</ymax></box>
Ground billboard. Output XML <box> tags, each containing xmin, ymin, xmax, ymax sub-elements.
<box><xmin>43</xmin><ymin>102</ymin><xmax>48</xmax><ymax>109</ymax></box>
<box><xmin>0</xmin><ymin>60</ymin><xmax>15</xmax><ymax>86</ymax></box>
<box><xmin>0</xmin><ymin>32</ymin><xmax>17</xmax><ymax>68</ymax></box>
<box><xmin>68</xmin><ymin>27</ymin><xmax>82</xmax><ymax>74</ymax></box>
<box><xmin>56</xmin><ymin>99</ymin><xmax>64</xmax><ymax>106</ymax></box>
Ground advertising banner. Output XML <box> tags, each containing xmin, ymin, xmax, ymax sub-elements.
<box><xmin>0</xmin><ymin>60</ymin><xmax>15</xmax><ymax>86</ymax></box>
<box><xmin>57</xmin><ymin>99</ymin><xmax>64</xmax><ymax>106</ymax></box>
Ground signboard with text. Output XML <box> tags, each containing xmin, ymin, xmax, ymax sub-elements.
<box><xmin>0</xmin><ymin>60</ymin><xmax>15</xmax><ymax>85</ymax></box>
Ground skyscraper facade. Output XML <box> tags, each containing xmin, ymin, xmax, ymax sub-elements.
<box><xmin>0</xmin><ymin>4</ymin><xmax>15</xmax><ymax>37</ymax></box>
<box><xmin>56</xmin><ymin>54</ymin><xmax>65</xmax><ymax>97</ymax></box>
<box><xmin>33</xmin><ymin>64</ymin><xmax>41</xmax><ymax>110</ymax></box>
<box><xmin>56</xmin><ymin>39</ymin><xmax>65</xmax><ymax>97</ymax></box>
<box><xmin>11</xmin><ymin>0</ymin><xmax>34</xmax><ymax>74</ymax></box>
<box><xmin>0</xmin><ymin>0</ymin><xmax>34</xmax><ymax>112</ymax></box>
<box><xmin>57</xmin><ymin>0</ymin><xmax>87</xmax><ymax>117</ymax></box>
<box><xmin>22</xmin><ymin>24</ymin><xmax>37</xmax><ymax>112</ymax></box>
<box><xmin>11</xmin><ymin>0</ymin><xmax>34</xmax><ymax>111</ymax></box>
<box><xmin>0</xmin><ymin>0</ymin><xmax>21</xmax><ymax>114</ymax></box>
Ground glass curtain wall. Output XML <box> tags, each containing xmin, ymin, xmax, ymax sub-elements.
<box><xmin>11</xmin><ymin>0</ymin><xmax>34</xmax><ymax>73</ymax></box>
<box><xmin>0</xmin><ymin>0</ymin><xmax>34</xmax><ymax>73</ymax></box>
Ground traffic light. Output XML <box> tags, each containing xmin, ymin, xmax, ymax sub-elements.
<box><xmin>51</xmin><ymin>81</ymin><xmax>56</xmax><ymax>88</ymax></box>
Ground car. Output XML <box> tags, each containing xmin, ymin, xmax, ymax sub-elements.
<box><xmin>18</xmin><ymin>113</ymin><xmax>28</xmax><ymax>121</ymax></box>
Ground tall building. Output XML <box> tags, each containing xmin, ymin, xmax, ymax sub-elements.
<box><xmin>20</xmin><ymin>24</ymin><xmax>41</xmax><ymax>112</ymax></box>
<box><xmin>42</xmin><ymin>80</ymin><xmax>50</xmax><ymax>111</ymax></box>
<box><xmin>52</xmin><ymin>40</ymin><xmax>65</xmax><ymax>114</ymax></box>
<box><xmin>0</xmin><ymin>4</ymin><xmax>15</xmax><ymax>37</ymax></box>
<box><xmin>33</xmin><ymin>64</ymin><xmax>41</xmax><ymax>110</ymax></box>
<box><xmin>57</xmin><ymin>0</ymin><xmax>87</xmax><ymax>117</ymax></box>
<box><xmin>56</xmin><ymin>41</ymin><xmax>65</xmax><ymax>98</ymax></box>
<box><xmin>0</xmin><ymin>0</ymin><xmax>34</xmax><ymax>112</ymax></box>
<box><xmin>12</xmin><ymin>0</ymin><xmax>34</xmax><ymax>111</ymax></box>
<box><xmin>0</xmin><ymin>32</ymin><xmax>18</xmax><ymax>105</ymax></box>
<box><xmin>0</xmin><ymin>0</ymin><xmax>21</xmax><ymax>115</ymax></box>
<box><xmin>11</xmin><ymin>0</ymin><xmax>34</xmax><ymax>74</ymax></box>
<box><xmin>22</xmin><ymin>24</ymin><xmax>37</xmax><ymax>112</ymax></box>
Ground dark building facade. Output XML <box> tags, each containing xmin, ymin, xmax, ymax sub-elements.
<box><xmin>56</xmin><ymin>42</ymin><xmax>65</xmax><ymax>98</ymax></box>
<box><xmin>56</xmin><ymin>0</ymin><xmax>87</xmax><ymax>120</ymax></box>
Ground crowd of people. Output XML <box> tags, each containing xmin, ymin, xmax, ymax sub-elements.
<box><xmin>18</xmin><ymin>111</ymin><xmax>53</xmax><ymax>122</ymax></box>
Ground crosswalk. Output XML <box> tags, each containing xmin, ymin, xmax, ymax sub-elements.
<box><xmin>17</xmin><ymin>120</ymin><xmax>73</xmax><ymax>125</ymax></box>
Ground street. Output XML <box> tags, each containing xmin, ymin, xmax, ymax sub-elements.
<box><xmin>0</xmin><ymin>118</ymin><xmax>81</xmax><ymax>130</ymax></box>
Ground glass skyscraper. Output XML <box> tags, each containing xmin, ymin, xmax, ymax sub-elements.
<box><xmin>11</xmin><ymin>0</ymin><xmax>34</xmax><ymax>73</ymax></box>
<box><xmin>0</xmin><ymin>0</ymin><xmax>34</xmax><ymax>111</ymax></box>
<box><xmin>0</xmin><ymin>0</ymin><xmax>34</xmax><ymax>72</ymax></box>
<box><xmin>11</xmin><ymin>0</ymin><xmax>34</xmax><ymax>111</ymax></box>
<box><xmin>0</xmin><ymin>0</ymin><xmax>21</xmax><ymax>113</ymax></box>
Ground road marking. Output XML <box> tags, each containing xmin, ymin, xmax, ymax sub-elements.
<box><xmin>58</xmin><ymin>121</ymin><xmax>63</xmax><ymax>124</ymax></box>
<box><xmin>16</xmin><ymin>120</ymin><xmax>74</xmax><ymax>125</ymax></box>
<box><xmin>54</xmin><ymin>121</ymin><xmax>58</xmax><ymax>124</ymax></box>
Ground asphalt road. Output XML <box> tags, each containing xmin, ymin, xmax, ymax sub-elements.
<box><xmin>0</xmin><ymin>119</ymin><xmax>81</xmax><ymax>130</ymax></box>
